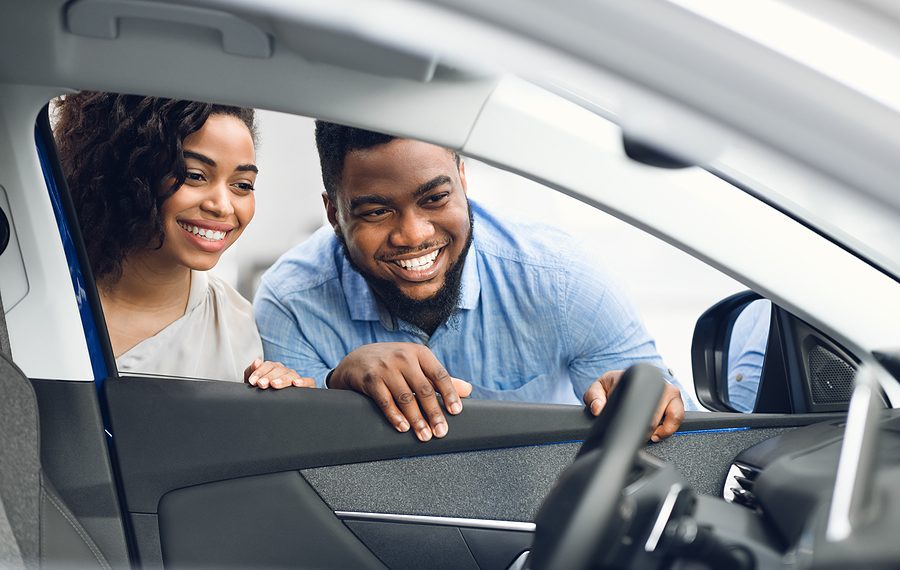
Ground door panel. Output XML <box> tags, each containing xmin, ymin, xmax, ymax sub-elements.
<box><xmin>158</xmin><ymin>471</ymin><xmax>383</xmax><ymax>568</ymax></box>
<box><xmin>102</xmin><ymin>374</ymin><xmax>844</xmax><ymax>567</ymax></box>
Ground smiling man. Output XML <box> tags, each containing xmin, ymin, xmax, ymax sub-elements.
<box><xmin>254</xmin><ymin>121</ymin><xmax>690</xmax><ymax>442</ymax></box>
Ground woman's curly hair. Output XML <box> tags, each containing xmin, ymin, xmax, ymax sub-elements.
<box><xmin>53</xmin><ymin>92</ymin><xmax>256</xmax><ymax>283</ymax></box>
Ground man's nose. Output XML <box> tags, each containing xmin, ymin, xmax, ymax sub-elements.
<box><xmin>201</xmin><ymin>181</ymin><xmax>235</xmax><ymax>217</ymax></box>
<box><xmin>390</xmin><ymin>211</ymin><xmax>433</xmax><ymax>247</ymax></box>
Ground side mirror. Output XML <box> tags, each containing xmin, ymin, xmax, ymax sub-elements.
<box><xmin>692</xmin><ymin>291</ymin><xmax>858</xmax><ymax>413</ymax></box>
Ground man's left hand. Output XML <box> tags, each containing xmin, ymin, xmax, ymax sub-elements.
<box><xmin>582</xmin><ymin>369</ymin><xmax>685</xmax><ymax>442</ymax></box>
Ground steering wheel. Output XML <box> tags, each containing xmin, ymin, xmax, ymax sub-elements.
<box><xmin>529</xmin><ymin>364</ymin><xmax>666</xmax><ymax>570</ymax></box>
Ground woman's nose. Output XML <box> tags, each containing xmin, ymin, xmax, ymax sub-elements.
<box><xmin>201</xmin><ymin>182</ymin><xmax>235</xmax><ymax>217</ymax></box>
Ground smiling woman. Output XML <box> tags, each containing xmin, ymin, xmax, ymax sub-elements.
<box><xmin>52</xmin><ymin>92</ymin><xmax>314</xmax><ymax>387</ymax></box>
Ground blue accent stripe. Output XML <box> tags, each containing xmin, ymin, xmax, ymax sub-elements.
<box><xmin>672</xmin><ymin>427</ymin><xmax>749</xmax><ymax>436</ymax></box>
<box><xmin>35</xmin><ymin>124</ymin><xmax>108</xmax><ymax>385</ymax></box>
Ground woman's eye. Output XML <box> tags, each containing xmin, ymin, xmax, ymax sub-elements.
<box><xmin>233</xmin><ymin>182</ymin><xmax>255</xmax><ymax>192</ymax></box>
<box><xmin>186</xmin><ymin>171</ymin><xmax>205</xmax><ymax>182</ymax></box>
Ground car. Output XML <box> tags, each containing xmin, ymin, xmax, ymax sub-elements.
<box><xmin>0</xmin><ymin>0</ymin><xmax>899</xmax><ymax>568</ymax></box>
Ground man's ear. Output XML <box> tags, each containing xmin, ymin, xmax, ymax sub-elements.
<box><xmin>458</xmin><ymin>159</ymin><xmax>467</xmax><ymax>194</ymax></box>
<box><xmin>323</xmin><ymin>191</ymin><xmax>340</xmax><ymax>231</ymax></box>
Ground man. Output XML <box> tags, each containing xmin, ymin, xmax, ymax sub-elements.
<box><xmin>253</xmin><ymin>121</ymin><xmax>689</xmax><ymax>442</ymax></box>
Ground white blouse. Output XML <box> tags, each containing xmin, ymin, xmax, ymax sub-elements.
<box><xmin>115</xmin><ymin>271</ymin><xmax>262</xmax><ymax>382</ymax></box>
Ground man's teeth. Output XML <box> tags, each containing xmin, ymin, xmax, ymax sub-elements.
<box><xmin>179</xmin><ymin>222</ymin><xmax>226</xmax><ymax>242</ymax></box>
<box><xmin>395</xmin><ymin>249</ymin><xmax>439</xmax><ymax>270</ymax></box>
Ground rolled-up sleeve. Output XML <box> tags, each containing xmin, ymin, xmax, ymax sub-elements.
<box><xmin>563</xmin><ymin>259</ymin><xmax>697</xmax><ymax>410</ymax></box>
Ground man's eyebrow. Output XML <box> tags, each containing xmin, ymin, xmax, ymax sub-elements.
<box><xmin>349</xmin><ymin>194</ymin><xmax>391</xmax><ymax>210</ymax></box>
<box><xmin>414</xmin><ymin>175</ymin><xmax>452</xmax><ymax>198</ymax></box>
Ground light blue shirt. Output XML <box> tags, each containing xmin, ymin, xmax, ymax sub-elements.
<box><xmin>727</xmin><ymin>299</ymin><xmax>772</xmax><ymax>412</ymax></box>
<box><xmin>254</xmin><ymin>201</ymin><xmax>693</xmax><ymax>407</ymax></box>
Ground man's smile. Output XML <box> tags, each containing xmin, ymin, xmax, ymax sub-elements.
<box><xmin>382</xmin><ymin>246</ymin><xmax>446</xmax><ymax>283</ymax></box>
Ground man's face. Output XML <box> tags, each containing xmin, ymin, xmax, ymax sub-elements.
<box><xmin>325</xmin><ymin>139</ymin><xmax>471</xmax><ymax>305</ymax></box>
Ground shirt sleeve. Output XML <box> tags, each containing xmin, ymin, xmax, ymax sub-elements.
<box><xmin>726</xmin><ymin>300</ymin><xmax>772</xmax><ymax>412</ymax></box>
<box><xmin>563</xmin><ymin>258</ymin><xmax>697</xmax><ymax>410</ymax></box>
<box><xmin>253</xmin><ymin>280</ymin><xmax>332</xmax><ymax>388</ymax></box>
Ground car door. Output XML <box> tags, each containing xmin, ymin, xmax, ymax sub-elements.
<box><xmin>4</xmin><ymin>1</ymin><xmax>897</xmax><ymax>568</ymax></box>
<box><xmin>24</xmin><ymin>106</ymin><xmax>846</xmax><ymax>570</ymax></box>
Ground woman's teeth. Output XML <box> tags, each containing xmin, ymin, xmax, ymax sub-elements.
<box><xmin>395</xmin><ymin>249</ymin><xmax>439</xmax><ymax>270</ymax></box>
<box><xmin>179</xmin><ymin>222</ymin><xmax>226</xmax><ymax>242</ymax></box>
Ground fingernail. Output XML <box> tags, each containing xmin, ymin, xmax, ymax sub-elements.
<box><xmin>651</xmin><ymin>434</ymin><xmax>660</xmax><ymax>443</ymax></box>
<box><xmin>434</xmin><ymin>422</ymin><xmax>448</xmax><ymax>438</ymax></box>
<box><xmin>417</xmin><ymin>427</ymin><xmax>432</xmax><ymax>442</ymax></box>
<box><xmin>248</xmin><ymin>374</ymin><xmax>258</xmax><ymax>383</ymax></box>
<box><xmin>449</xmin><ymin>402</ymin><xmax>462</xmax><ymax>415</ymax></box>
<box><xmin>591</xmin><ymin>400</ymin><xmax>602</xmax><ymax>415</ymax></box>
<box><xmin>397</xmin><ymin>421</ymin><xmax>410</xmax><ymax>433</ymax></box>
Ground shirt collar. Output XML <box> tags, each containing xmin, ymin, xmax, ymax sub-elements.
<box><xmin>186</xmin><ymin>270</ymin><xmax>208</xmax><ymax>314</ymax></box>
<box><xmin>340</xmin><ymin>245</ymin><xmax>481</xmax><ymax>323</ymax></box>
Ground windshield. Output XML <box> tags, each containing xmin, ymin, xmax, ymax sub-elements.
<box><xmin>665</xmin><ymin>0</ymin><xmax>900</xmax><ymax>279</ymax></box>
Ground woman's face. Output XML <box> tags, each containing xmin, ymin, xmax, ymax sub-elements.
<box><xmin>156</xmin><ymin>114</ymin><xmax>257</xmax><ymax>272</ymax></box>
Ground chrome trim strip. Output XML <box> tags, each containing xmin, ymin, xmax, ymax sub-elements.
<box><xmin>645</xmin><ymin>483</ymin><xmax>682</xmax><ymax>552</ymax></box>
<box><xmin>826</xmin><ymin>365</ymin><xmax>882</xmax><ymax>542</ymax></box>
<box><xmin>335</xmin><ymin>511</ymin><xmax>536</xmax><ymax>532</ymax></box>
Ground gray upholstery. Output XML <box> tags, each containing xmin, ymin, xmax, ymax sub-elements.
<box><xmin>40</xmin><ymin>477</ymin><xmax>111</xmax><ymax>569</ymax></box>
<box><xmin>0</xmin><ymin>354</ymin><xmax>40</xmax><ymax>564</ymax></box>
<box><xmin>0</xmin><ymin>498</ymin><xmax>24</xmax><ymax>569</ymax></box>
<box><xmin>0</xmin><ymin>352</ymin><xmax>111</xmax><ymax>568</ymax></box>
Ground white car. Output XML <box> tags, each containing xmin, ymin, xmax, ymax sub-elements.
<box><xmin>0</xmin><ymin>0</ymin><xmax>898</xmax><ymax>568</ymax></box>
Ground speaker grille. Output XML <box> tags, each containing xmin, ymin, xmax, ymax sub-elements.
<box><xmin>808</xmin><ymin>345</ymin><xmax>855</xmax><ymax>404</ymax></box>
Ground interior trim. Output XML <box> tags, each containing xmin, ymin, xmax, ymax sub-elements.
<box><xmin>335</xmin><ymin>511</ymin><xmax>536</xmax><ymax>532</ymax></box>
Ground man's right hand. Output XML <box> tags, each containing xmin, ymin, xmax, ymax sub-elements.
<box><xmin>329</xmin><ymin>342</ymin><xmax>472</xmax><ymax>442</ymax></box>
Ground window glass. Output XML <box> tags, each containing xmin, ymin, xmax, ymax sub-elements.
<box><xmin>221</xmin><ymin>111</ymin><xmax>749</xmax><ymax>406</ymax></box>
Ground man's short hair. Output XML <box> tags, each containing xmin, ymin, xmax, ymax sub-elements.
<box><xmin>314</xmin><ymin>120</ymin><xmax>460</xmax><ymax>201</ymax></box>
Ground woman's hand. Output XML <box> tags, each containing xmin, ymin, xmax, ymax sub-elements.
<box><xmin>244</xmin><ymin>359</ymin><xmax>316</xmax><ymax>389</ymax></box>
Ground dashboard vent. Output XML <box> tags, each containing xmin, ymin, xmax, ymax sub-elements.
<box><xmin>723</xmin><ymin>462</ymin><xmax>760</xmax><ymax>511</ymax></box>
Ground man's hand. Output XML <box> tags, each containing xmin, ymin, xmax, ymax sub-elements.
<box><xmin>329</xmin><ymin>342</ymin><xmax>473</xmax><ymax>442</ymax></box>
<box><xmin>245</xmin><ymin>359</ymin><xmax>316</xmax><ymax>389</ymax></box>
<box><xmin>582</xmin><ymin>369</ymin><xmax>685</xmax><ymax>442</ymax></box>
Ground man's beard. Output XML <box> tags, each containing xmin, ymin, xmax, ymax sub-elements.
<box><xmin>338</xmin><ymin>203</ymin><xmax>474</xmax><ymax>334</ymax></box>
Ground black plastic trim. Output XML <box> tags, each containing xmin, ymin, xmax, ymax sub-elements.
<box><xmin>691</xmin><ymin>290</ymin><xmax>762</xmax><ymax>411</ymax></box>
<box><xmin>622</xmin><ymin>135</ymin><xmax>693</xmax><ymax>169</ymax></box>
<box><xmin>30</xmin><ymin>379</ymin><xmax>129</xmax><ymax>566</ymax></box>
<box><xmin>105</xmin><ymin>375</ymin><xmax>845</xmax><ymax>514</ymax></box>
<box><xmin>0</xmin><ymin>205</ymin><xmax>10</xmax><ymax>256</ymax></box>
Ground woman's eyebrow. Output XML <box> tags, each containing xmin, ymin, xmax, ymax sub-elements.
<box><xmin>184</xmin><ymin>151</ymin><xmax>258</xmax><ymax>173</ymax></box>
<box><xmin>184</xmin><ymin>150</ymin><xmax>215</xmax><ymax>166</ymax></box>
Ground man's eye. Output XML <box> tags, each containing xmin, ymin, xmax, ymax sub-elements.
<box><xmin>362</xmin><ymin>208</ymin><xmax>389</xmax><ymax>218</ymax></box>
<box><xmin>233</xmin><ymin>182</ymin><xmax>255</xmax><ymax>192</ymax></box>
<box><xmin>424</xmin><ymin>192</ymin><xmax>450</xmax><ymax>205</ymax></box>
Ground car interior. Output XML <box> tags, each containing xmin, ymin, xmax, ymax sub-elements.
<box><xmin>2</xmin><ymin>1</ymin><xmax>900</xmax><ymax>569</ymax></box>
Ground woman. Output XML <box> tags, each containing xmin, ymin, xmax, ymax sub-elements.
<box><xmin>54</xmin><ymin>92</ymin><xmax>312</xmax><ymax>388</ymax></box>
